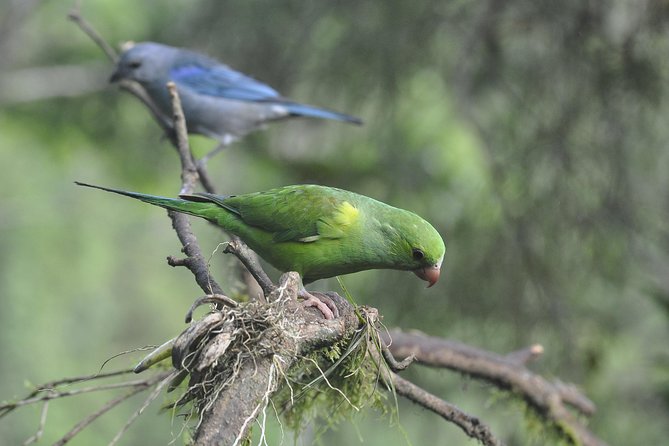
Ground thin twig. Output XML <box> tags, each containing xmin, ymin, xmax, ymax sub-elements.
<box><xmin>164</xmin><ymin>82</ymin><xmax>269</xmax><ymax>304</ymax></box>
<box><xmin>67</xmin><ymin>7</ymin><xmax>118</xmax><ymax>62</ymax></box>
<box><xmin>160</xmin><ymin>81</ymin><xmax>217</xmax><ymax>191</ymax></box>
<box><xmin>52</xmin><ymin>372</ymin><xmax>171</xmax><ymax>446</ymax></box>
<box><xmin>1</xmin><ymin>378</ymin><xmax>168</xmax><ymax>414</ymax></box>
<box><xmin>185</xmin><ymin>294</ymin><xmax>238</xmax><ymax>324</ymax></box>
<box><xmin>0</xmin><ymin>369</ymin><xmax>135</xmax><ymax>417</ymax></box>
<box><xmin>108</xmin><ymin>371</ymin><xmax>178</xmax><ymax>446</ymax></box>
<box><xmin>167</xmin><ymin>82</ymin><xmax>198</xmax><ymax>195</ymax></box>
<box><xmin>392</xmin><ymin>373</ymin><xmax>504</xmax><ymax>446</ymax></box>
<box><xmin>163</xmin><ymin>84</ymin><xmax>225</xmax><ymax>297</ymax></box>
<box><xmin>196</xmin><ymin>165</ymin><xmax>218</xmax><ymax>194</ymax></box>
<box><xmin>224</xmin><ymin>239</ymin><xmax>275</xmax><ymax>298</ymax></box>
<box><xmin>22</xmin><ymin>401</ymin><xmax>48</xmax><ymax>445</ymax></box>
<box><xmin>38</xmin><ymin>369</ymin><xmax>134</xmax><ymax>392</ymax></box>
<box><xmin>380</xmin><ymin>341</ymin><xmax>415</xmax><ymax>371</ymax></box>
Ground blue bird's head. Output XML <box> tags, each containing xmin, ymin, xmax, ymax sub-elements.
<box><xmin>110</xmin><ymin>42</ymin><xmax>180</xmax><ymax>84</ymax></box>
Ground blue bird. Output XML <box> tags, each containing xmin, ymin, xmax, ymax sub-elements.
<box><xmin>110</xmin><ymin>42</ymin><xmax>362</xmax><ymax>146</ymax></box>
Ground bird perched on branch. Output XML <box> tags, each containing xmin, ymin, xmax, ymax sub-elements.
<box><xmin>110</xmin><ymin>42</ymin><xmax>362</xmax><ymax>148</ymax></box>
<box><xmin>76</xmin><ymin>182</ymin><xmax>445</xmax><ymax>319</ymax></box>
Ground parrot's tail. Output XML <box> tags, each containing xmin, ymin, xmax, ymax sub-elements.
<box><xmin>74</xmin><ymin>181</ymin><xmax>219</xmax><ymax>221</ymax></box>
<box><xmin>282</xmin><ymin>101</ymin><xmax>363</xmax><ymax>125</ymax></box>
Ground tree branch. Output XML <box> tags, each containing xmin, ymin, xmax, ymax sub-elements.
<box><xmin>362</xmin><ymin>322</ymin><xmax>504</xmax><ymax>446</ymax></box>
<box><xmin>160</xmin><ymin>83</ymin><xmax>226</xmax><ymax>297</ymax></box>
<box><xmin>52</xmin><ymin>371</ymin><xmax>172</xmax><ymax>446</ymax></box>
<box><xmin>67</xmin><ymin>7</ymin><xmax>118</xmax><ymax>63</ymax></box>
<box><xmin>391</xmin><ymin>373</ymin><xmax>504</xmax><ymax>446</ymax></box>
<box><xmin>167</xmin><ymin>82</ymin><xmax>198</xmax><ymax>195</ymax></box>
<box><xmin>383</xmin><ymin>329</ymin><xmax>606</xmax><ymax>446</ymax></box>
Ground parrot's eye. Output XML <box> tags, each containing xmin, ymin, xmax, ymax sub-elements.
<box><xmin>128</xmin><ymin>61</ymin><xmax>142</xmax><ymax>69</ymax></box>
<box><xmin>412</xmin><ymin>248</ymin><xmax>424</xmax><ymax>261</ymax></box>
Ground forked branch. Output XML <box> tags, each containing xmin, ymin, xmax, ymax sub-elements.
<box><xmin>383</xmin><ymin>329</ymin><xmax>607</xmax><ymax>446</ymax></box>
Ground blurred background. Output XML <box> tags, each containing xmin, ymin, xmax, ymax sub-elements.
<box><xmin>1</xmin><ymin>0</ymin><xmax>668</xmax><ymax>444</ymax></box>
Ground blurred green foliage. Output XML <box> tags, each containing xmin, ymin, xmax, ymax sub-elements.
<box><xmin>1</xmin><ymin>0</ymin><xmax>668</xmax><ymax>444</ymax></box>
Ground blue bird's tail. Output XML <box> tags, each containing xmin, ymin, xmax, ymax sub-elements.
<box><xmin>282</xmin><ymin>101</ymin><xmax>362</xmax><ymax>125</ymax></box>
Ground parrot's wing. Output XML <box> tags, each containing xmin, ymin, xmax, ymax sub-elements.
<box><xmin>186</xmin><ymin>187</ymin><xmax>360</xmax><ymax>243</ymax></box>
<box><xmin>170</xmin><ymin>63</ymin><xmax>281</xmax><ymax>101</ymax></box>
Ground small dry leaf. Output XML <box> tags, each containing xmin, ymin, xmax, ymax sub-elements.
<box><xmin>197</xmin><ymin>332</ymin><xmax>233</xmax><ymax>371</ymax></box>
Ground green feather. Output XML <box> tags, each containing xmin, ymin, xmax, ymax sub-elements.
<box><xmin>76</xmin><ymin>182</ymin><xmax>445</xmax><ymax>284</ymax></box>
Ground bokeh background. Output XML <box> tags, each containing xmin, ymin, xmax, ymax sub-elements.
<box><xmin>1</xmin><ymin>1</ymin><xmax>668</xmax><ymax>444</ymax></box>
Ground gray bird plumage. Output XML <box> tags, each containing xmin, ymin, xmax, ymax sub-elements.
<box><xmin>111</xmin><ymin>42</ymin><xmax>362</xmax><ymax>143</ymax></box>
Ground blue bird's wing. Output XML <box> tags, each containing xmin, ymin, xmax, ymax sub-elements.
<box><xmin>170</xmin><ymin>62</ymin><xmax>362</xmax><ymax>124</ymax></box>
<box><xmin>170</xmin><ymin>64</ymin><xmax>280</xmax><ymax>102</ymax></box>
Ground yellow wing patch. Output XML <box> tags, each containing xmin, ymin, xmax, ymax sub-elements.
<box><xmin>312</xmin><ymin>201</ymin><xmax>360</xmax><ymax>241</ymax></box>
<box><xmin>333</xmin><ymin>201</ymin><xmax>360</xmax><ymax>227</ymax></box>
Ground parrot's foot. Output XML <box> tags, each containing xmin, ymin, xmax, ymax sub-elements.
<box><xmin>298</xmin><ymin>289</ymin><xmax>340</xmax><ymax>320</ymax></box>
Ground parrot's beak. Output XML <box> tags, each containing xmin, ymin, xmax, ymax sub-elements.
<box><xmin>414</xmin><ymin>265</ymin><xmax>440</xmax><ymax>288</ymax></box>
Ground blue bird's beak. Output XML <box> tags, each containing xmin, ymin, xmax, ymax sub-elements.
<box><xmin>109</xmin><ymin>69</ymin><xmax>122</xmax><ymax>83</ymax></box>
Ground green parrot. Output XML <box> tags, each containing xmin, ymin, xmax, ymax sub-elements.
<box><xmin>76</xmin><ymin>182</ymin><xmax>445</xmax><ymax>319</ymax></box>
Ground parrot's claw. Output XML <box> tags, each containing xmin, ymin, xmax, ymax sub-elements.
<box><xmin>298</xmin><ymin>289</ymin><xmax>339</xmax><ymax>320</ymax></box>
